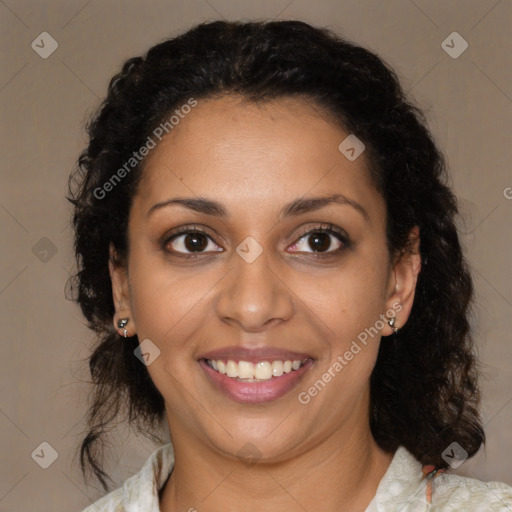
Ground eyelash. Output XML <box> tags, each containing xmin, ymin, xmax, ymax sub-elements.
<box><xmin>162</xmin><ymin>223</ymin><xmax>350</xmax><ymax>260</ymax></box>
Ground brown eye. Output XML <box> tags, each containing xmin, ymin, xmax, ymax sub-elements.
<box><xmin>164</xmin><ymin>229</ymin><xmax>223</xmax><ymax>256</ymax></box>
<box><xmin>183</xmin><ymin>232</ymin><xmax>208</xmax><ymax>252</ymax></box>
<box><xmin>288</xmin><ymin>225</ymin><xmax>349</xmax><ymax>258</ymax></box>
<box><xmin>306</xmin><ymin>231</ymin><xmax>333</xmax><ymax>252</ymax></box>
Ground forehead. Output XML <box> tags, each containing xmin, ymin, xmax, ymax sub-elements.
<box><xmin>133</xmin><ymin>95</ymin><xmax>382</xmax><ymax>220</ymax></box>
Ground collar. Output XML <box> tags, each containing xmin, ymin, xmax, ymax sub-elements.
<box><xmin>121</xmin><ymin>443</ymin><xmax>427</xmax><ymax>511</ymax></box>
<box><xmin>365</xmin><ymin>446</ymin><xmax>427</xmax><ymax>511</ymax></box>
<box><xmin>123</xmin><ymin>442</ymin><xmax>175</xmax><ymax>512</ymax></box>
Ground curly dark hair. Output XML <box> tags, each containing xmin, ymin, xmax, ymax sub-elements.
<box><xmin>67</xmin><ymin>19</ymin><xmax>485</xmax><ymax>490</ymax></box>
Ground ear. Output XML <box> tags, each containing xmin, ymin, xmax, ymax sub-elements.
<box><xmin>109</xmin><ymin>242</ymin><xmax>136</xmax><ymax>338</ymax></box>
<box><xmin>382</xmin><ymin>226</ymin><xmax>421</xmax><ymax>335</ymax></box>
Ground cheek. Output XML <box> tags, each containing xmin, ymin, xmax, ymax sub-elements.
<box><xmin>297</xmin><ymin>253</ymin><xmax>389</xmax><ymax>347</ymax></box>
<box><xmin>127</xmin><ymin>249</ymin><xmax>214</xmax><ymax>358</ymax></box>
<box><xmin>295</xmin><ymin>263</ymin><xmax>388</xmax><ymax>417</ymax></box>
<box><xmin>128</xmin><ymin>260</ymin><xmax>213</xmax><ymax>407</ymax></box>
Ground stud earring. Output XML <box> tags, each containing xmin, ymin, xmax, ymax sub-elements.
<box><xmin>117</xmin><ymin>318</ymin><xmax>129</xmax><ymax>338</ymax></box>
<box><xmin>388</xmin><ymin>316</ymin><xmax>399</xmax><ymax>334</ymax></box>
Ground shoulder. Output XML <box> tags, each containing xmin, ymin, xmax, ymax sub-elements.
<box><xmin>430</xmin><ymin>472</ymin><xmax>512</xmax><ymax>511</ymax></box>
<box><xmin>368</xmin><ymin>446</ymin><xmax>512</xmax><ymax>512</ymax></box>
<box><xmin>79</xmin><ymin>442</ymin><xmax>175</xmax><ymax>512</ymax></box>
<box><xmin>81</xmin><ymin>488</ymin><xmax>124</xmax><ymax>512</ymax></box>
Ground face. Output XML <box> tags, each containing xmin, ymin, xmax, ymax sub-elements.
<box><xmin>110</xmin><ymin>95</ymin><xmax>420</xmax><ymax>463</ymax></box>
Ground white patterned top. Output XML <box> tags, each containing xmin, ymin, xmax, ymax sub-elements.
<box><xmin>82</xmin><ymin>443</ymin><xmax>512</xmax><ymax>511</ymax></box>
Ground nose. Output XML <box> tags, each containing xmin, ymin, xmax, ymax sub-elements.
<box><xmin>215</xmin><ymin>247</ymin><xmax>294</xmax><ymax>333</ymax></box>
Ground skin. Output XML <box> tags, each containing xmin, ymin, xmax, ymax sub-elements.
<box><xmin>109</xmin><ymin>95</ymin><xmax>421</xmax><ymax>512</ymax></box>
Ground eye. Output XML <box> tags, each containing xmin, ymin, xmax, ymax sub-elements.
<box><xmin>162</xmin><ymin>223</ymin><xmax>350</xmax><ymax>260</ymax></box>
<box><xmin>288</xmin><ymin>224</ymin><xmax>349</xmax><ymax>258</ymax></box>
<box><xmin>163</xmin><ymin>226</ymin><xmax>223</xmax><ymax>258</ymax></box>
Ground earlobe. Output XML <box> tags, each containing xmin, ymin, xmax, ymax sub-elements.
<box><xmin>109</xmin><ymin>242</ymin><xmax>137</xmax><ymax>338</ymax></box>
<box><xmin>384</xmin><ymin>226</ymin><xmax>421</xmax><ymax>336</ymax></box>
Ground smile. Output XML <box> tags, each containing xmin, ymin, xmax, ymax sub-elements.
<box><xmin>198</xmin><ymin>347</ymin><xmax>314</xmax><ymax>404</ymax></box>
<box><xmin>204</xmin><ymin>358</ymin><xmax>309</xmax><ymax>381</ymax></box>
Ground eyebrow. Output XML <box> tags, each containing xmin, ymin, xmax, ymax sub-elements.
<box><xmin>147</xmin><ymin>193</ymin><xmax>370</xmax><ymax>223</ymax></box>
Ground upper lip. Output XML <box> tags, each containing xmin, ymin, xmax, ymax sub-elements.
<box><xmin>199</xmin><ymin>346</ymin><xmax>313</xmax><ymax>363</ymax></box>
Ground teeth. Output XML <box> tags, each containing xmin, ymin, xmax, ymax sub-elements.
<box><xmin>238</xmin><ymin>361</ymin><xmax>254</xmax><ymax>379</ymax></box>
<box><xmin>206</xmin><ymin>358</ymin><xmax>306</xmax><ymax>381</ymax></box>
<box><xmin>226</xmin><ymin>360</ymin><xmax>238</xmax><ymax>378</ymax></box>
<box><xmin>272</xmin><ymin>360</ymin><xmax>283</xmax><ymax>377</ymax></box>
<box><xmin>255</xmin><ymin>361</ymin><xmax>272</xmax><ymax>380</ymax></box>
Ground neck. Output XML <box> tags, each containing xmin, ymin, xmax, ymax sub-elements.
<box><xmin>159</xmin><ymin>419</ymin><xmax>393</xmax><ymax>512</ymax></box>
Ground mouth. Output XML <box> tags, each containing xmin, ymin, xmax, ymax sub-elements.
<box><xmin>202</xmin><ymin>358</ymin><xmax>309</xmax><ymax>382</ymax></box>
<box><xmin>198</xmin><ymin>348</ymin><xmax>314</xmax><ymax>404</ymax></box>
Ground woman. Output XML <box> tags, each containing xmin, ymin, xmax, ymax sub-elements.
<box><xmin>68</xmin><ymin>20</ymin><xmax>512</xmax><ymax>511</ymax></box>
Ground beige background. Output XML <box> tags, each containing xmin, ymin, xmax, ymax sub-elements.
<box><xmin>0</xmin><ymin>0</ymin><xmax>511</xmax><ymax>510</ymax></box>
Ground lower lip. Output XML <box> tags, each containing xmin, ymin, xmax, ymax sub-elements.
<box><xmin>199</xmin><ymin>359</ymin><xmax>314</xmax><ymax>404</ymax></box>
